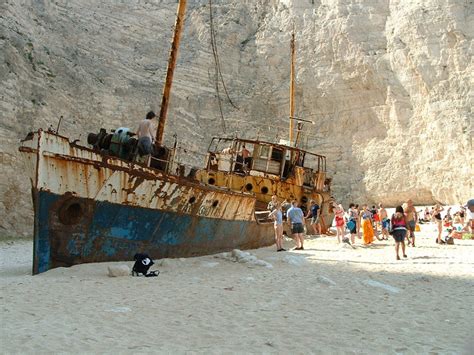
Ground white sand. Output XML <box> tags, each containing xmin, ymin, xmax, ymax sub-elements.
<box><xmin>1</xmin><ymin>224</ymin><xmax>473</xmax><ymax>354</ymax></box>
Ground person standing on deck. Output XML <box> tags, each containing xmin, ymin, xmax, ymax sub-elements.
<box><xmin>405</xmin><ymin>199</ymin><xmax>418</xmax><ymax>246</ymax></box>
<box><xmin>267</xmin><ymin>195</ymin><xmax>278</xmax><ymax>212</ymax></box>
<box><xmin>287</xmin><ymin>200</ymin><xmax>306</xmax><ymax>250</ymax></box>
<box><xmin>136</xmin><ymin>111</ymin><xmax>157</xmax><ymax>156</ymax></box>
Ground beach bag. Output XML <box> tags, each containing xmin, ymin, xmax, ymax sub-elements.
<box><xmin>132</xmin><ymin>253</ymin><xmax>159</xmax><ymax>277</ymax></box>
<box><xmin>346</xmin><ymin>220</ymin><xmax>355</xmax><ymax>232</ymax></box>
<box><xmin>415</xmin><ymin>224</ymin><xmax>421</xmax><ymax>232</ymax></box>
<box><xmin>388</xmin><ymin>221</ymin><xmax>394</xmax><ymax>235</ymax></box>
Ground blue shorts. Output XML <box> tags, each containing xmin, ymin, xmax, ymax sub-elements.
<box><xmin>407</xmin><ymin>220</ymin><xmax>416</xmax><ymax>231</ymax></box>
<box><xmin>382</xmin><ymin>218</ymin><xmax>390</xmax><ymax>230</ymax></box>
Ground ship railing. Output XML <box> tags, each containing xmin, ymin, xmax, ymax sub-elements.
<box><xmin>254</xmin><ymin>210</ymin><xmax>274</xmax><ymax>225</ymax></box>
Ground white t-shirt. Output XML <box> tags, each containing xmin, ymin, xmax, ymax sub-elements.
<box><xmin>137</xmin><ymin>119</ymin><xmax>156</xmax><ymax>140</ymax></box>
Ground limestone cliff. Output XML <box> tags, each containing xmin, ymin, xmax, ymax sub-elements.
<box><xmin>1</xmin><ymin>0</ymin><xmax>472</xmax><ymax>236</ymax></box>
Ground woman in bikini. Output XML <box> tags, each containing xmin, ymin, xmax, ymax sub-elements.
<box><xmin>433</xmin><ymin>204</ymin><xmax>444</xmax><ymax>244</ymax></box>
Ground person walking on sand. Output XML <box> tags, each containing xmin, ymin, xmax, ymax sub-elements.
<box><xmin>391</xmin><ymin>205</ymin><xmax>408</xmax><ymax>260</ymax></box>
<box><xmin>379</xmin><ymin>203</ymin><xmax>390</xmax><ymax>240</ymax></box>
<box><xmin>269</xmin><ymin>202</ymin><xmax>285</xmax><ymax>252</ymax></box>
<box><xmin>355</xmin><ymin>204</ymin><xmax>362</xmax><ymax>239</ymax></box>
<box><xmin>306</xmin><ymin>200</ymin><xmax>321</xmax><ymax>236</ymax></box>
<box><xmin>287</xmin><ymin>200</ymin><xmax>305</xmax><ymax>250</ymax></box>
<box><xmin>433</xmin><ymin>203</ymin><xmax>444</xmax><ymax>244</ymax></box>
<box><xmin>361</xmin><ymin>205</ymin><xmax>374</xmax><ymax>245</ymax></box>
<box><xmin>405</xmin><ymin>199</ymin><xmax>418</xmax><ymax>247</ymax></box>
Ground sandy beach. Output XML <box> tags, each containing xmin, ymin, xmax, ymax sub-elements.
<box><xmin>1</xmin><ymin>223</ymin><xmax>473</xmax><ymax>354</ymax></box>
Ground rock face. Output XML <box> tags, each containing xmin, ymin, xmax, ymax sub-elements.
<box><xmin>0</xmin><ymin>0</ymin><xmax>472</xmax><ymax>237</ymax></box>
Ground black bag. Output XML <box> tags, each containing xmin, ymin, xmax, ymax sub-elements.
<box><xmin>132</xmin><ymin>253</ymin><xmax>159</xmax><ymax>277</ymax></box>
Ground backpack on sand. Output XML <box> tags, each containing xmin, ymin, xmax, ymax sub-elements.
<box><xmin>132</xmin><ymin>253</ymin><xmax>160</xmax><ymax>277</ymax></box>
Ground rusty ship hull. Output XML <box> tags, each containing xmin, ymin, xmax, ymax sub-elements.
<box><xmin>20</xmin><ymin>130</ymin><xmax>274</xmax><ymax>274</ymax></box>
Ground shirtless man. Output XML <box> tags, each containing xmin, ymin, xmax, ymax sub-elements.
<box><xmin>405</xmin><ymin>199</ymin><xmax>418</xmax><ymax>247</ymax></box>
<box><xmin>267</xmin><ymin>195</ymin><xmax>278</xmax><ymax>212</ymax></box>
<box><xmin>378</xmin><ymin>203</ymin><xmax>389</xmax><ymax>240</ymax></box>
<box><xmin>136</xmin><ymin>111</ymin><xmax>157</xmax><ymax>156</ymax></box>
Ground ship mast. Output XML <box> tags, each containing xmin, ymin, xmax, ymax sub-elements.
<box><xmin>288</xmin><ymin>31</ymin><xmax>295</xmax><ymax>146</ymax></box>
<box><xmin>156</xmin><ymin>0</ymin><xmax>187</xmax><ymax>145</ymax></box>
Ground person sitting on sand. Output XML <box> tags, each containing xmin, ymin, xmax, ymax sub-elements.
<box><xmin>423</xmin><ymin>207</ymin><xmax>431</xmax><ymax>222</ymax></box>
<box><xmin>459</xmin><ymin>206</ymin><xmax>465</xmax><ymax>225</ymax></box>
<box><xmin>391</xmin><ymin>205</ymin><xmax>408</xmax><ymax>260</ymax></box>
<box><xmin>462</xmin><ymin>199</ymin><xmax>474</xmax><ymax>233</ymax></box>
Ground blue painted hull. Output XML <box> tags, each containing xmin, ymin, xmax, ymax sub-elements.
<box><xmin>33</xmin><ymin>190</ymin><xmax>274</xmax><ymax>274</ymax></box>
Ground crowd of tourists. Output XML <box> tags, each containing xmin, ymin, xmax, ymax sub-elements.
<box><xmin>267</xmin><ymin>196</ymin><xmax>474</xmax><ymax>261</ymax></box>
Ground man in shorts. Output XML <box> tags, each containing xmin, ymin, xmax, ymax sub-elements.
<box><xmin>287</xmin><ymin>200</ymin><xmax>305</xmax><ymax>250</ymax></box>
<box><xmin>306</xmin><ymin>200</ymin><xmax>321</xmax><ymax>236</ymax></box>
<box><xmin>378</xmin><ymin>203</ymin><xmax>390</xmax><ymax>240</ymax></box>
<box><xmin>405</xmin><ymin>199</ymin><xmax>418</xmax><ymax>247</ymax></box>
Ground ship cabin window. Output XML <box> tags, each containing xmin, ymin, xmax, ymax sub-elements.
<box><xmin>252</xmin><ymin>144</ymin><xmax>283</xmax><ymax>175</ymax></box>
<box><xmin>232</xmin><ymin>141</ymin><xmax>254</xmax><ymax>174</ymax></box>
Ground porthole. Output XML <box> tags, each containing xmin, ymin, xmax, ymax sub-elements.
<box><xmin>261</xmin><ymin>186</ymin><xmax>269</xmax><ymax>194</ymax></box>
<box><xmin>245</xmin><ymin>183</ymin><xmax>253</xmax><ymax>191</ymax></box>
<box><xmin>212</xmin><ymin>200</ymin><xmax>219</xmax><ymax>207</ymax></box>
<box><xmin>188</xmin><ymin>197</ymin><xmax>196</xmax><ymax>204</ymax></box>
<box><xmin>58</xmin><ymin>201</ymin><xmax>84</xmax><ymax>225</ymax></box>
<box><xmin>208</xmin><ymin>177</ymin><xmax>215</xmax><ymax>185</ymax></box>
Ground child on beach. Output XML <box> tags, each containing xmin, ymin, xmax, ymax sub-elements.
<box><xmin>391</xmin><ymin>205</ymin><xmax>408</xmax><ymax>260</ymax></box>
